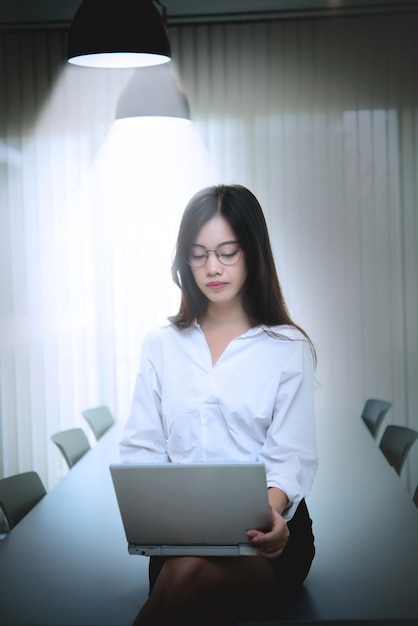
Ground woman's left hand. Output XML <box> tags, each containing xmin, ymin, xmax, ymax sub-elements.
<box><xmin>246</xmin><ymin>508</ymin><xmax>290</xmax><ymax>558</ymax></box>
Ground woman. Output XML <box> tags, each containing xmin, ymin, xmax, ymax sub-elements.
<box><xmin>119</xmin><ymin>184</ymin><xmax>318</xmax><ymax>626</ymax></box>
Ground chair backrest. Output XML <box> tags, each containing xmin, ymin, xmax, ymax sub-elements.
<box><xmin>413</xmin><ymin>484</ymin><xmax>418</xmax><ymax>508</ymax></box>
<box><xmin>81</xmin><ymin>405</ymin><xmax>115</xmax><ymax>440</ymax></box>
<box><xmin>0</xmin><ymin>471</ymin><xmax>46</xmax><ymax>530</ymax></box>
<box><xmin>379</xmin><ymin>425</ymin><xmax>418</xmax><ymax>475</ymax></box>
<box><xmin>361</xmin><ymin>398</ymin><xmax>392</xmax><ymax>437</ymax></box>
<box><xmin>51</xmin><ymin>428</ymin><xmax>91</xmax><ymax>468</ymax></box>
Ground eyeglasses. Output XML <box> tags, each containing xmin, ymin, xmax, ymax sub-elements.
<box><xmin>187</xmin><ymin>243</ymin><xmax>242</xmax><ymax>268</ymax></box>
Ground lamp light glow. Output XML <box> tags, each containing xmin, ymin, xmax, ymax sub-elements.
<box><xmin>115</xmin><ymin>64</ymin><xmax>191</xmax><ymax>127</ymax></box>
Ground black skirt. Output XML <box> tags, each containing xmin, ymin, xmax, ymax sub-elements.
<box><xmin>148</xmin><ymin>498</ymin><xmax>315</xmax><ymax>602</ymax></box>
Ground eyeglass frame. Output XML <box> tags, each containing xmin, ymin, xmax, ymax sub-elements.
<box><xmin>186</xmin><ymin>242</ymin><xmax>243</xmax><ymax>268</ymax></box>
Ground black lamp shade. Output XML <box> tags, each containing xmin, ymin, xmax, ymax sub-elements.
<box><xmin>67</xmin><ymin>0</ymin><xmax>172</xmax><ymax>68</ymax></box>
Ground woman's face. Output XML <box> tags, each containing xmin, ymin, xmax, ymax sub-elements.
<box><xmin>189</xmin><ymin>215</ymin><xmax>247</xmax><ymax>307</ymax></box>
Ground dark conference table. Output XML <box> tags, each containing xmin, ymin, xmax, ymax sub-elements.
<box><xmin>0</xmin><ymin>409</ymin><xmax>417</xmax><ymax>626</ymax></box>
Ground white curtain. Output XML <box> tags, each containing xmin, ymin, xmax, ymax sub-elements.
<box><xmin>1</xmin><ymin>11</ymin><xmax>417</xmax><ymax>493</ymax></box>
<box><xmin>170</xmin><ymin>14</ymin><xmax>418</xmax><ymax>491</ymax></box>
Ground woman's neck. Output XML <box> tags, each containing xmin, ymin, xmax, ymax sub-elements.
<box><xmin>199</xmin><ymin>302</ymin><xmax>251</xmax><ymax>333</ymax></box>
<box><xmin>198</xmin><ymin>303</ymin><xmax>252</xmax><ymax>366</ymax></box>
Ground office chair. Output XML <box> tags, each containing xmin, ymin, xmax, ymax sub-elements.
<box><xmin>361</xmin><ymin>398</ymin><xmax>392</xmax><ymax>438</ymax></box>
<box><xmin>379</xmin><ymin>425</ymin><xmax>418</xmax><ymax>475</ymax></box>
<box><xmin>0</xmin><ymin>471</ymin><xmax>46</xmax><ymax>531</ymax></box>
<box><xmin>81</xmin><ymin>405</ymin><xmax>115</xmax><ymax>440</ymax></box>
<box><xmin>51</xmin><ymin>428</ymin><xmax>91</xmax><ymax>469</ymax></box>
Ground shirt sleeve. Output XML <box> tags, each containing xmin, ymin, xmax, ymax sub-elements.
<box><xmin>119</xmin><ymin>330</ymin><xmax>169</xmax><ymax>464</ymax></box>
<box><xmin>258</xmin><ymin>337</ymin><xmax>318</xmax><ymax>521</ymax></box>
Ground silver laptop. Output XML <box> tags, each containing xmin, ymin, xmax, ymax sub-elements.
<box><xmin>109</xmin><ymin>462</ymin><xmax>271</xmax><ymax>556</ymax></box>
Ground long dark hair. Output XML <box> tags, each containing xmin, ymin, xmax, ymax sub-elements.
<box><xmin>169</xmin><ymin>184</ymin><xmax>315</xmax><ymax>360</ymax></box>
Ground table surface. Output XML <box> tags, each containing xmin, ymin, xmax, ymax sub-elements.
<box><xmin>286</xmin><ymin>409</ymin><xmax>418</xmax><ymax>624</ymax></box>
<box><xmin>0</xmin><ymin>409</ymin><xmax>417</xmax><ymax>626</ymax></box>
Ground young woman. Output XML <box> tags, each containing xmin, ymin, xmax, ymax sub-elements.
<box><xmin>119</xmin><ymin>184</ymin><xmax>318</xmax><ymax>626</ymax></box>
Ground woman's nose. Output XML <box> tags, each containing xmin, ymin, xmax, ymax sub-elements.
<box><xmin>205</xmin><ymin>250</ymin><xmax>223</xmax><ymax>274</ymax></box>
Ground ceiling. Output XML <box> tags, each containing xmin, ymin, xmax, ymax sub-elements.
<box><xmin>0</xmin><ymin>0</ymin><xmax>416</xmax><ymax>28</ymax></box>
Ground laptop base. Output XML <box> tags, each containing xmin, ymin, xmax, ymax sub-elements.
<box><xmin>128</xmin><ymin>543</ymin><xmax>259</xmax><ymax>557</ymax></box>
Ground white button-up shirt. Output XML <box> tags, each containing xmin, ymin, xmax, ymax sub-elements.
<box><xmin>119</xmin><ymin>321</ymin><xmax>318</xmax><ymax>520</ymax></box>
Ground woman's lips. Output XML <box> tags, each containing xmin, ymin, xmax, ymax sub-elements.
<box><xmin>207</xmin><ymin>281</ymin><xmax>227</xmax><ymax>291</ymax></box>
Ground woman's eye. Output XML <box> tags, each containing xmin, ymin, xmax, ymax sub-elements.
<box><xmin>221</xmin><ymin>252</ymin><xmax>237</xmax><ymax>259</ymax></box>
<box><xmin>219</xmin><ymin>247</ymin><xmax>240</xmax><ymax>260</ymax></box>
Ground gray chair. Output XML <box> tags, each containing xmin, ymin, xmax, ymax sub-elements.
<box><xmin>379</xmin><ymin>425</ymin><xmax>418</xmax><ymax>475</ymax></box>
<box><xmin>361</xmin><ymin>398</ymin><xmax>392</xmax><ymax>438</ymax></box>
<box><xmin>81</xmin><ymin>405</ymin><xmax>115</xmax><ymax>440</ymax></box>
<box><xmin>0</xmin><ymin>471</ymin><xmax>46</xmax><ymax>531</ymax></box>
<box><xmin>51</xmin><ymin>428</ymin><xmax>91</xmax><ymax>469</ymax></box>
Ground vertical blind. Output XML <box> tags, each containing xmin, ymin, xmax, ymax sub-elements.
<box><xmin>0</xmin><ymin>11</ymin><xmax>417</xmax><ymax>493</ymax></box>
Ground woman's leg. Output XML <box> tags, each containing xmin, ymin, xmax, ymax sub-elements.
<box><xmin>132</xmin><ymin>554</ymin><xmax>275</xmax><ymax>626</ymax></box>
<box><xmin>133</xmin><ymin>499</ymin><xmax>315</xmax><ymax>626</ymax></box>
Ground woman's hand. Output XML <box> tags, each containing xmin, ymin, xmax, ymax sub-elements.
<box><xmin>246</xmin><ymin>507</ymin><xmax>290</xmax><ymax>559</ymax></box>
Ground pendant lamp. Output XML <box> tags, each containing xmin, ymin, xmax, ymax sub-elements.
<box><xmin>115</xmin><ymin>64</ymin><xmax>191</xmax><ymax>127</ymax></box>
<box><xmin>67</xmin><ymin>0</ymin><xmax>171</xmax><ymax>68</ymax></box>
